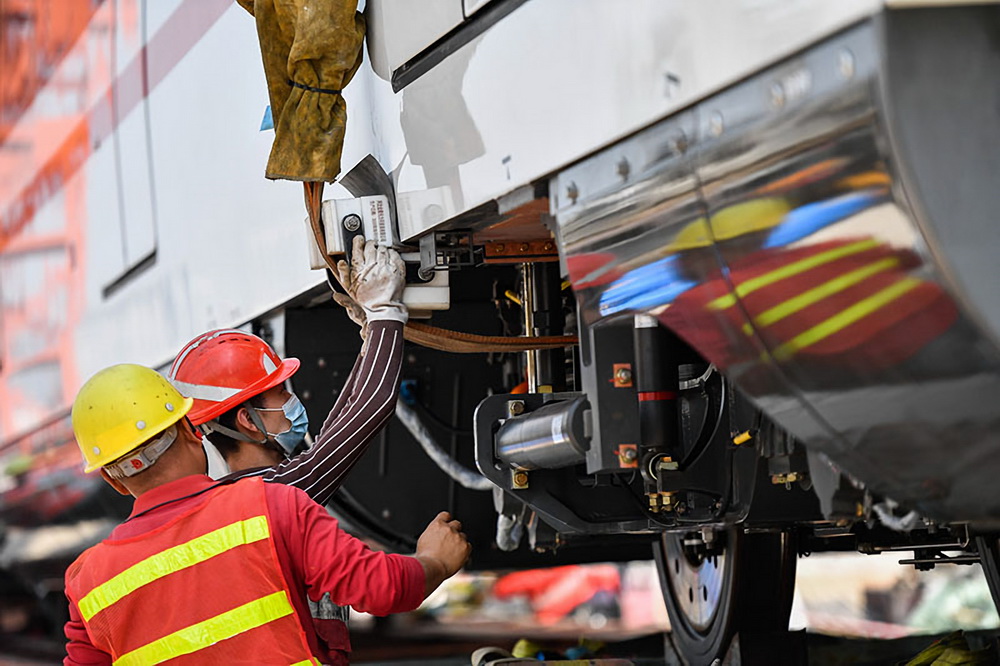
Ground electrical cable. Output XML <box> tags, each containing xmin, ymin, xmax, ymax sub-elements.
<box><xmin>411</xmin><ymin>397</ymin><xmax>474</xmax><ymax>436</ymax></box>
<box><xmin>394</xmin><ymin>400</ymin><xmax>493</xmax><ymax>491</ymax></box>
<box><xmin>304</xmin><ymin>182</ymin><xmax>578</xmax><ymax>353</ymax></box>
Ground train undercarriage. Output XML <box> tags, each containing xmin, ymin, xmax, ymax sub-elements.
<box><xmin>4</xmin><ymin>3</ymin><xmax>1000</xmax><ymax>664</ymax></box>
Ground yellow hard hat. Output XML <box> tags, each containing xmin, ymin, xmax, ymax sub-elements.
<box><xmin>72</xmin><ymin>364</ymin><xmax>193</xmax><ymax>473</ymax></box>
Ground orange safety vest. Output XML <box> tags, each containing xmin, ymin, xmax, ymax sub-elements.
<box><xmin>65</xmin><ymin>477</ymin><xmax>317</xmax><ymax>666</ymax></box>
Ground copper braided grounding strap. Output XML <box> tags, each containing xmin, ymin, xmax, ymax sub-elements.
<box><xmin>304</xmin><ymin>182</ymin><xmax>577</xmax><ymax>353</ymax></box>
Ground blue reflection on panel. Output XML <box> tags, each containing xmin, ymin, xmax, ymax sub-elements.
<box><xmin>598</xmin><ymin>255</ymin><xmax>696</xmax><ymax>316</ymax></box>
<box><xmin>763</xmin><ymin>190</ymin><xmax>884</xmax><ymax>249</ymax></box>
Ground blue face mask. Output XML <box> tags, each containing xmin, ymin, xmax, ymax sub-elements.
<box><xmin>269</xmin><ymin>394</ymin><xmax>309</xmax><ymax>456</ymax></box>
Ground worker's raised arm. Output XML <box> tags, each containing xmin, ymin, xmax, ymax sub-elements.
<box><xmin>266</xmin><ymin>238</ymin><xmax>406</xmax><ymax>503</ymax></box>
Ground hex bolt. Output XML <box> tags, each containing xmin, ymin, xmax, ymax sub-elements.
<box><xmin>513</xmin><ymin>471</ymin><xmax>529</xmax><ymax>487</ymax></box>
<box><xmin>494</xmin><ymin>243</ymin><xmax>506</xmax><ymax>253</ymax></box>
<box><xmin>615</xmin><ymin>366</ymin><xmax>632</xmax><ymax>385</ymax></box>
<box><xmin>519</xmin><ymin>243</ymin><xmax>531</xmax><ymax>252</ymax></box>
<box><xmin>508</xmin><ymin>400</ymin><xmax>525</xmax><ymax>416</ymax></box>
<box><xmin>342</xmin><ymin>214</ymin><xmax>362</xmax><ymax>232</ymax></box>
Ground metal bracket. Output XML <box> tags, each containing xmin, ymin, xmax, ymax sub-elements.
<box><xmin>418</xmin><ymin>230</ymin><xmax>479</xmax><ymax>279</ymax></box>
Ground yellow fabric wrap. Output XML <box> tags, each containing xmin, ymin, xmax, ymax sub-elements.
<box><xmin>238</xmin><ymin>0</ymin><xmax>365</xmax><ymax>182</ymax></box>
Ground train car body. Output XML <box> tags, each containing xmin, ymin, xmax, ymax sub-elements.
<box><xmin>4</xmin><ymin>0</ymin><xmax>1000</xmax><ymax>660</ymax></box>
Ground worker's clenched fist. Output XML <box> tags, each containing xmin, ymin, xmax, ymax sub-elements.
<box><xmin>415</xmin><ymin>511</ymin><xmax>472</xmax><ymax>596</ymax></box>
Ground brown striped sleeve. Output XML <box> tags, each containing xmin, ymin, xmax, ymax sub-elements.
<box><xmin>263</xmin><ymin>321</ymin><xmax>404</xmax><ymax>504</ymax></box>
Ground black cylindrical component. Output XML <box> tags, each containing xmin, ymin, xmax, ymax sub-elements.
<box><xmin>634</xmin><ymin>316</ymin><xmax>681</xmax><ymax>464</ymax></box>
<box><xmin>531</xmin><ymin>261</ymin><xmax>567</xmax><ymax>391</ymax></box>
<box><xmin>496</xmin><ymin>398</ymin><xmax>590</xmax><ymax>470</ymax></box>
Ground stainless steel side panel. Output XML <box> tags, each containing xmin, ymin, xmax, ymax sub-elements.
<box><xmin>351</xmin><ymin>0</ymin><xmax>882</xmax><ymax>241</ymax></box>
<box><xmin>555</xmin><ymin>12</ymin><xmax>1000</xmax><ymax>522</ymax></box>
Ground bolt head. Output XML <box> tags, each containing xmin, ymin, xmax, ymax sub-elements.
<box><xmin>508</xmin><ymin>400</ymin><xmax>525</xmax><ymax>416</ymax></box>
<box><xmin>616</xmin><ymin>158</ymin><xmax>630</xmax><ymax>180</ymax></box>
<box><xmin>566</xmin><ymin>182</ymin><xmax>579</xmax><ymax>204</ymax></box>
<box><xmin>342</xmin><ymin>214</ymin><xmax>362</xmax><ymax>232</ymax></box>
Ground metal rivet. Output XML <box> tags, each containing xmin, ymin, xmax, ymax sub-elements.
<box><xmin>165</xmin><ymin>403</ymin><xmax>174</xmax><ymax>412</ymax></box>
<box><xmin>709</xmin><ymin>111</ymin><xmax>724</xmax><ymax>137</ymax></box>
<box><xmin>838</xmin><ymin>50</ymin><xmax>855</xmax><ymax>80</ymax></box>
<box><xmin>770</xmin><ymin>82</ymin><xmax>786</xmax><ymax>108</ymax></box>
<box><xmin>566</xmin><ymin>182</ymin><xmax>579</xmax><ymax>204</ymax></box>
<box><xmin>616</xmin><ymin>158</ymin><xmax>630</xmax><ymax>181</ymax></box>
<box><xmin>136</xmin><ymin>420</ymin><xmax>146</xmax><ymax>430</ymax></box>
<box><xmin>92</xmin><ymin>446</ymin><xmax>101</xmax><ymax>455</ymax></box>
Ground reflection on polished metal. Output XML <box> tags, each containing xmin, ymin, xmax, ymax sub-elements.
<box><xmin>554</xmin><ymin>12</ymin><xmax>1000</xmax><ymax>522</ymax></box>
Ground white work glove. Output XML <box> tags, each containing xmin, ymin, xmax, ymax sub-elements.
<box><xmin>335</xmin><ymin>236</ymin><xmax>408</xmax><ymax>329</ymax></box>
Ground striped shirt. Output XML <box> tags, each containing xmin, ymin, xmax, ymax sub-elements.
<box><xmin>222</xmin><ymin>320</ymin><xmax>404</xmax><ymax>505</ymax></box>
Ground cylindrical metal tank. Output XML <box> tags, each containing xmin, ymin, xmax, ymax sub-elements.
<box><xmin>495</xmin><ymin>398</ymin><xmax>591</xmax><ymax>470</ymax></box>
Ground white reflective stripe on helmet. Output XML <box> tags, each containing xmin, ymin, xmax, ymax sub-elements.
<box><xmin>169</xmin><ymin>378</ymin><xmax>243</xmax><ymax>403</ymax></box>
<box><xmin>168</xmin><ymin>328</ymin><xmax>246</xmax><ymax>380</ymax></box>
<box><xmin>104</xmin><ymin>425</ymin><xmax>178</xmax><ymax>480</ymax></box>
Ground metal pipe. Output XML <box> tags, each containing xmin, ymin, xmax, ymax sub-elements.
<box><xmin>633</xmin><ymin>314</ymin><xmax>681</xmax><ymax>475</ymax></box>
<box><xmin>521</xmin><ymin>263</ymin><xmax>538</xmax><ymax>393</ymax></box>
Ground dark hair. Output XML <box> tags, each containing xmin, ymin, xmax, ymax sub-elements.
<box><xmin>204</xmin><ymin>394</ymin><xmax>266</xmax><ymax>458</ymax></box>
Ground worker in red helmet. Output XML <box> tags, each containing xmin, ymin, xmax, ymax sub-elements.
<box><xmin>168</xmin><ymin>237</ymin><xmax>407</xmax><ymax>505</ymax></box>
<box><xmin>163</xmin><ymin>238</ymin><xmax>408</xmax><ymax>656</ymax></box>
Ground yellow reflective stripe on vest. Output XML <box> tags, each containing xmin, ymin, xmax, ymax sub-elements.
<box><xmin>708</xmin><ymin>238</ymin><xmax>880</xmax><ymax>311</ymax></box>
<box><xmin>771</xmin><ymin>277</ymin><xmax>921</xmax><ymax>361</ymax></box>
<box><xmin>753</xmin><ymin>257</ymin><xmax>900</xmax><ymax>328</ymax></box>
<box><xmin>112</xmin><ymin>590</ymin><xmax>295</xmax><ymax>666</ymax></box>
<box><xmin>291</xmin><ymin>661</ymin><xmax>320</xmax><ymax>666</ymax></box>
<box><xmin>79</xmin><ymin>516</ymin><xmax>269</xmax><ymax>621</ymax></box>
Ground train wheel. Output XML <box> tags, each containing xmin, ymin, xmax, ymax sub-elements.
<box><xmin>975</xmin><ymin>535</ymin><xmax>1000</xmax><ymax>611</ymax></box>
<box><xmin>654</xmin><ymin>528</ymin><xmax>797</xmax><ymax>664</ymax></box>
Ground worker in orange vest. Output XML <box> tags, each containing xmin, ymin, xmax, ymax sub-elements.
<box><xmin>63</xmin><ymin>364</ymin><xmax>470</xmax><ymax>665</ymax></box>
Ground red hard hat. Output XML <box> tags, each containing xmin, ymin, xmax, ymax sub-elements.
<box><xmin>167</xmin><ymin>329</ymin><xmax>300</xmax><ymax>426</ymax></box>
